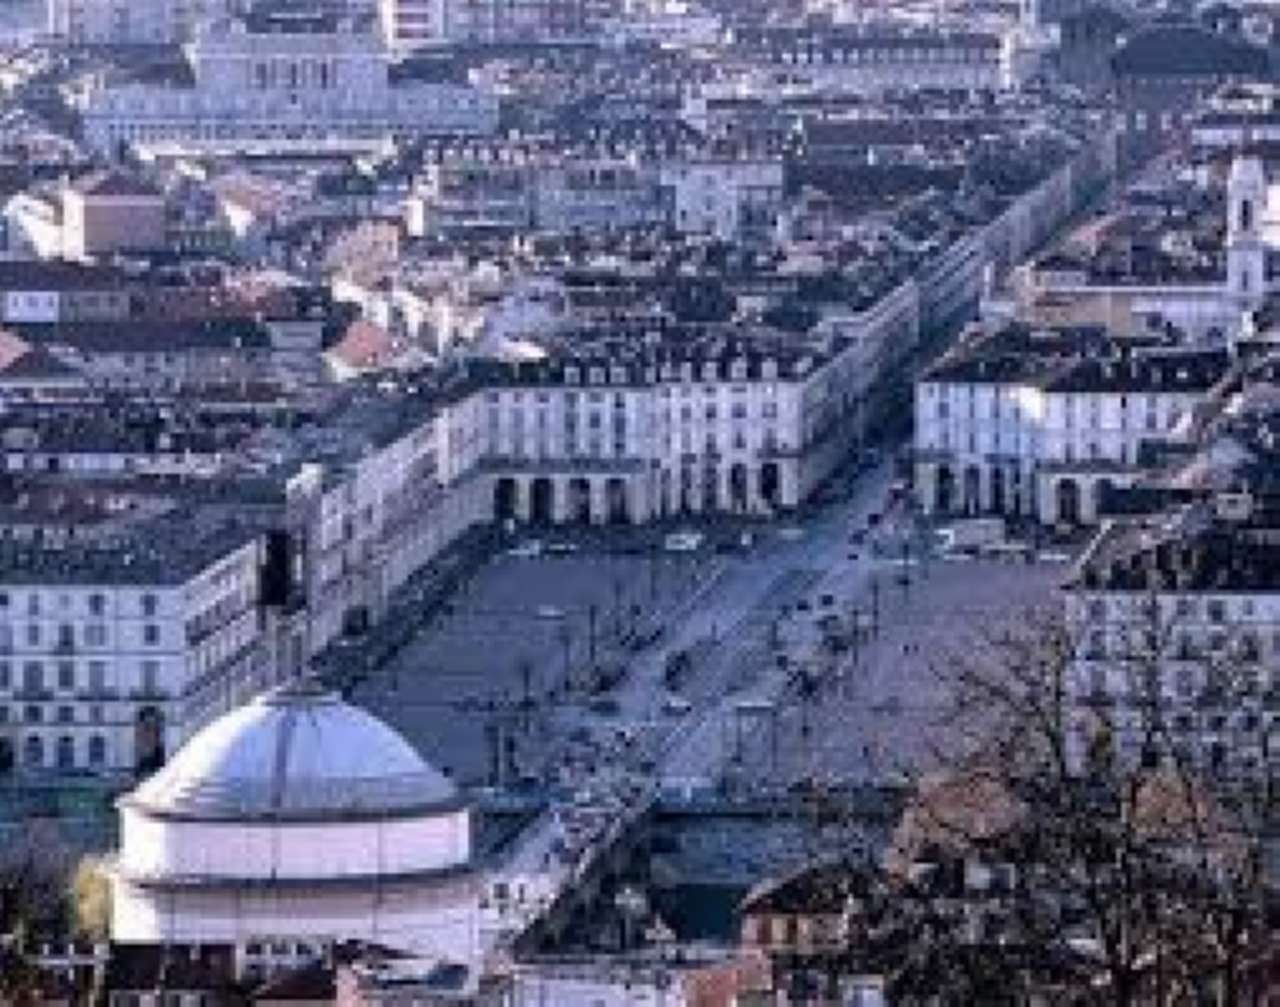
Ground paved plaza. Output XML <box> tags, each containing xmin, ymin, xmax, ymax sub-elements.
<box><xmin>354</xmin><ymin>546</ymin><xmax>718</xmax><ymax>785</ymax></box>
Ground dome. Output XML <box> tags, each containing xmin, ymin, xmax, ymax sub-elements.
<box><xmin>128</xmin><ymin>679</ymin><xmax>459</xmax><ymax>821</ymax></box>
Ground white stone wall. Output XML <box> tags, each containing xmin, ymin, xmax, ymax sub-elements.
<box><xmin>118</xmin><ymin>806</ymin><xmax>470</xmax><ymax>879</ymax></box>
<box><xmin>111</xmin><ymin>871</ymin><xmax>479</xmax><ymax>957</ymax></box>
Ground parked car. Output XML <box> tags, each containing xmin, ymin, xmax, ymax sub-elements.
<box><xmin>508</xmin><ymin>540</ymin><xmax>543</xmax><ymax>558</ymax></box>
<box><xmin>664</xmin><ymin>530</ymin><xmax>704</xmax><ymax>552</ymax></box>
<box><xmin>545</xmin><ymin>541</ymin><xmax>579</xmax><ymax>555</ymax></box>
<box><xmin>662</xmin><ymin>695</ymin><xmax>693</xmax><ymax>716</ymax></box>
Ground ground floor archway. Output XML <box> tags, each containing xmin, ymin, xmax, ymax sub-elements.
<box><xmin>493</xmin><ymin>478</ymin><xmax>517</xmax><ymax>522</ymax></box>
<box><xmin>760</xmin><ymin>463</ymin><xmax>781</xmax><ymax>510</ymax></box>
<box><xmin>1057</xmin><ymin>478</ymin><xmax>1081</xmax><ymax>525</ymax></box>
<box><xmin>569</xmin><ymin>478</ymin><xmax>592</xmax><ymax>524</ymax></box>
<box><xmin>729</xmin><ymin>463</ymin><xmax>750</xmax><ymax>512</ymax></box>
<box><xmin>605</xmin><ymin>477</ymin><xmax>629</xmax><ymax>524</ymax></box>
<box><xmin>531</xmin><ymin>477</ymin><xmax>555</xmax><ymax>525</ymax></box>
<box><xmin>136</xmin><ymin>706</ymin><xmax>165</xmax><ymax>774</ymax></box>
<box><xmin>936</xmin><ymin>465</ymin><xmax>955</xmax><ymax>513</ymax></box>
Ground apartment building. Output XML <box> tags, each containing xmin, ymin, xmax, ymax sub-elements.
<box><xmin>913</xmin><ymin>323</ymin><xmax>1231</xmax><ymax>526</ymax></box>
<box><xmin>476</xmin><ymin>325</ymin><xmax>867</xmax><ymax>524</ymax></box>
<box><xmin>0</xmin><ymin>512</ymin><xmax>264</xmax><ymax>775</ymax></box>
<box><xmin>75</xmin><ymin>10</ymin><xmax>499</xmax><ymax>157</ymax></box>
<box><xmin>1064</xmin><ymin>515</ymin><xmax>1280</xmax><ymax>778</ymax></box>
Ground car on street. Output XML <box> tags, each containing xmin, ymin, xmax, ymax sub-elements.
<box><xmin>664</xmin><ymin>530</ymin><xmax>704</xmax><ymax>552</ymax></box>
<box><xmin>662</xmin><ymin>695</ymin><xmax>693</xmax><ymax>715</ymax></box>
<box><xmin>1037</xmin><ymin>550</ymin><xmax>1072</xmax><ymax>563</ymax></box>
<box><xmin>778</xmin><ymin>526</ymin><xmax>804</xmax><ymax>541</ymax></box>
<box><xmin>508</xmin><ymin>540</ymin><xmax>543</xmax><ymax>558</ymax></box>
<box><xmin>536</xmin><ymin>605</ymin><xmax>565</xmax><ymax>619</ymax></box>
<box><xmin>545</xmin><ymin>542</ymin><xmax>579</xmax><ymax>555</ymax></box>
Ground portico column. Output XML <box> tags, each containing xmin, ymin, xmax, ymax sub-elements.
<box><xmin>552</xmin><ymin>477</ymin><xmax>570</xmax><ymax>524</ymax></box>
<box><xmin>780</xmin><ymin>462</ymin><xmax>800</xmax><ymax>509</ymax></box>
<box><xmin>717</xmin><ymin>465</ymin><xmax>733</xmax><ymax>516</ymax></box>
<box><xmin>631</xmin><ymin>475</ymin><xmax>650</xmax><ymax>524</ymax></box>
<box><xmin>514</xmin><ymin>477</ymin><xmax>530</xmax><ymax>523</ymax></box>
<box><xmin>747</xmin><ymin>463</ymin><xmax>763</xmax><ymax>516</ymax></box>
<box><xmin>591</xmin><ymin>478</ymin><xmax>608</xmax><ymax>525</ymax></box>
<box><xmin>915</xmin><ymin>462</ymin><xmax>937</xmax><ymax>517</ymax></box>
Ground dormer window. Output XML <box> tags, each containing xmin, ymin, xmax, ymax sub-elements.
<box><xmin>565</xmin><ymin>366</ymin><xmax>580</xmax><ymax>384</ymax></box>
<box><xmin>762</xmin><ymin>358</ymin><xmax>778</xmax><ymax>380</ymax></box>
<box><xmin>588</xmin><ymin>367</ymin><xmax>605</xmax><ymax>384</ymax></box>
<box><xmin>702</xmin><ymin>361</ymin><xmax>717</xmax><ymax>382</ymax></box>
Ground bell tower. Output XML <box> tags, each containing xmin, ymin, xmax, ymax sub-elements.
<box><xmin>1227</xmin><ymin>153</ymin><xmax>1266</xmax><ymax>311</ymax></box>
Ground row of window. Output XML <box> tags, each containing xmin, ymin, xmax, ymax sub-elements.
<box><xmin>0</xmin><ymin>659</ymin><xmax>161</xmax><ymax>694</ymax></box>
<box><xmin>0</xmin><ymin>591</ymin><xmax>158</xmax><ymax>615</ymax></box>
<box><xmin>1</xmin><ymin>702</ymin><xmax>106</xmax><ymax>725</ymax></box>
<box><xmin>1084</xmin><ymin>596</ymin><xmax>1261</xmax><ymax>622</ymax></box>
<box><xmin>11</xmin><ymin>733</ymin><xmax>108</xmax><ymax>770</ymax></box>
<box><xmin>0</xmin><ymin>622</ymin><xmax>162</xmax><ymax>649</ymax></box>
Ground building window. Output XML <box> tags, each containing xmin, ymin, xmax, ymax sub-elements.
<box><xmin>143</xmin><ymin>624</ymin><xmax>160</xmax><ymax>646</ymax></box>
<box><xmin>25</xmin><ymin>624</ymin><xmax>39</xmax><ymax>646</ymax></box>
<box><xmin>0</xmin><ymin>662</ymin><xmax>8</xmax><ymax>689</ymax></box>
<box><xmin>141</xmin><ymin>593</ymin><xmax>157</xmax><ymax>617</ymax></box>
<box><xmin>22</xmin><ymin>663</ymin><xmax>42</xmax><ymax>694</ymax></box>
<box><xmin>85</xmin><ymin>624</ymin><xmax>106</xmax><ymax>647</ymax></box>
<box><xmin>56</xmin><ymin>705</ymin><xmax>73</xmax><ymax>724</ymax></box>
<box><xmin>24</xmin><ymin>735</ymin><xmax>43</xmax><ymax>768</ymax></box>
<box><xmin>88</xmin><ymin>735</ymin><xmax>106</xmax><ymax>768</ymax></box>
<box><xmin>57</xmin><ymin>662</ymin><xmax>74</xmax><ymax>690</ymax></box>
<box><xmin>88</xmin><ymin>594</ymin><xmax>104</xmax><ymax>616</ymax></box>
<box><xmin>56</xmin><ymin>736</ymin><xmax>74</xmax><ymax>770</ymax></box>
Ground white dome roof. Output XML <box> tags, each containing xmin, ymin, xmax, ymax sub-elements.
<box><xmin>128</xmin><ymin>680</ymin><xmax>459</xmax><ymax>821</ymax></box>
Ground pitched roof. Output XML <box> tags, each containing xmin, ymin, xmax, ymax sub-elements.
<box><xmin>70</xmin><ymin>169</ymin><xmax>163</xmax><ymax>200</ymax></box>
<box><xmin>1111</xmin><ymin>24</ymin><xmax>1270</xmax><ymax>77</ymax></box>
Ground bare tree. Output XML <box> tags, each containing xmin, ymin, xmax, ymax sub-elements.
<box><xmin>852</xmin><ymin>604</ymin><xmax>1275</xmax><ymax>1006</ymax></box>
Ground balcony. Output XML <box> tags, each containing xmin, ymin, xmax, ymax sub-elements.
<box><xmin>128</xmin><ymin>688</ymin><xmax>171</xmax><ymax>702</ymax></box>
<box><xmin>75</xmin><ymin>689</ymin><xmax>119</xmax><ymax>702</ymax></box>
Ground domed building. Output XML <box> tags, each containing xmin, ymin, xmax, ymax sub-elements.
<box><xmin>110</xmin><ymin>680</ymin><xmax>478</xmax><ymax>958</ymax></box>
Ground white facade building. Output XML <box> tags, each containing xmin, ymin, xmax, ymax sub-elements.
<box><xmin>734</xmin><ymin>26</ymin><xmax>1012</xmax><ymax>94</ymax></box>
<box><xmin>111</xmin><ymin>680</ymin><xmax>478</xmax><ymax>958</ymax></box>
<box><xmin>0</xmin><ymin>515</ymin><xmax>264</xmax><ymax>776</ymax></box>
<box><xmin>46</xmin><ymin>0</ymin><xmax>242</xmax><ymax>46</ymax></box>
<box><xmin>1064</xmin><ymin>520</ymin><xmax>1280</xmax><ymax>777</ymax></box>
<box><xmin>475</xmin><ymin>329</ymin><xmax>869</xmax><ymax>527</ymax></box>
<box><xmin>913</xmin><ymin>327</ymin><xmax>1230</xmax><ymax>526</ymax></box>
<box><xmin>74</xmin><ymin>10</ymin><xmax>498</xmax><ymax>157</ymax></box>
<box><xmin>660</xmin><ymin>159</ymin><xmax>784</xmax><ymax>244</ymax></box>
